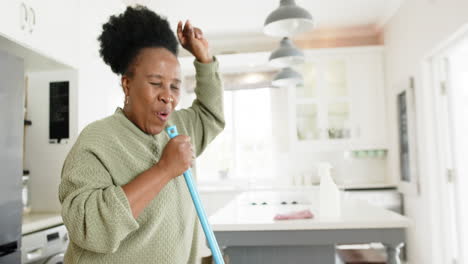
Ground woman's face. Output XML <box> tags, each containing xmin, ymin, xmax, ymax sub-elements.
<box><xmin>122</xmin><ymin>47</ymin><xmax>181</xmax><ymax>135</ymax></box>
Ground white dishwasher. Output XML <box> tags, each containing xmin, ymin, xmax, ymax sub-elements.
<box><xmin>22</xmin><ymin>225</ymin><xmax>68</xmax><ymax>264</ymax></box>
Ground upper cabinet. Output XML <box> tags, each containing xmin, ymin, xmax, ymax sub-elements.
<box><xmin>347</xmin><ymin>49</ymin><xmax>387</xmax><ymax>149</ymax></box>
<box><xmin>0</xmin><ymin>1</ymin><xmax>26</xmax><ymax>44</ymax></box>
<box><xmin>289</xmin><ymin>46</ymin><xmax>387</xmax><ymax>151</ymax></box>
<box><xmin>0</xmin><ymin>0</ymin><xmax>79</xmax><ymax>68</ymax></box>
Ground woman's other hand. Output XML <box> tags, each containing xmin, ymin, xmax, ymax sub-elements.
<box><xmin>177</xmin><ymin>20</ymin><xmax>212</xmax><ymax>63</ymax></box>
<box><xmin>157</xmin><ymin>135</ymin><xmax>193</xmax><ymax>178</ymax></box>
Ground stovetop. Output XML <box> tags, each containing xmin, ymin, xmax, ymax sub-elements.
<box><xmin>238</xmin><ymin>191</ymin><xmax>315</xmax><ymax>207</ymax></box>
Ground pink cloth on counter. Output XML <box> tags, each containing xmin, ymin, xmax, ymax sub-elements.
<box><xmin>273</xmin><ymin>209</ymin><xmax>314</xmax><ymax>220</ymax></box>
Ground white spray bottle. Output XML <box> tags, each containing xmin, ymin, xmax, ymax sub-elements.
<box><xmin>318</xmin><ymin>162</ymin><xmax>341</xmax><ymax>219</ymax></box>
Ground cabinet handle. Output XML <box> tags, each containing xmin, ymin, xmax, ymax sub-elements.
<box><xmin>20</xmin><ymin>2</ymin><xmax>28</xmax><ymax>31</ymax></box>
<box><xmin>27</xmin><ymin>7</ymin><xmax>36</xmax><ymax>33</ymax></box>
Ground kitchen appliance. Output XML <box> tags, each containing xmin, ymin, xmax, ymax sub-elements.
<box><xmin>0</xmin><ymin>50</ymin><xmax>25</xmax><ymax>264</ymax></box>
<box><xmin>21</xmin><ymin>225</ymin><xmax>68</xmax><ymax>264</ymax></box>
<box><xmin>343</xmin><ymin>187</ymin><xmax>402</xmax><ymax>214</ymax></box>
<box><xmin>241</xmin><ymin>190</ymin><xmax>312</xmax><ymax>206</ymax></box>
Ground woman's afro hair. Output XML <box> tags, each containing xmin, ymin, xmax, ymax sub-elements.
<box><xmin>98</xmin><ymin>5</ymin><xmax>179</xmax><ymax>75</ymax></box>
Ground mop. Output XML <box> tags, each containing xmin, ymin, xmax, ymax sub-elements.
<box><xmin>165</xmin><ymin>125</ymin><xmax>225</xmax><ymax>264</ymax></box>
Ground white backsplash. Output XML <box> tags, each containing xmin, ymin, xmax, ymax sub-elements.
<box><xmin>272</xmin><ymin>150</ymin><xmax>388</xmax><ymax>188</ymax></box>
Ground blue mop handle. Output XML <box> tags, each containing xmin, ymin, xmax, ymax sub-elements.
<box><xmin>165</xmin><ymin>125</ymin><xmax>225</xmax><ymax>264</ymax></box>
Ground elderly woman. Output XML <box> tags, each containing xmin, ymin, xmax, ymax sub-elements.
<box><xmin>58</xmin><ymin>6</ymin><xmax>224</xmax><ymax>264</ymax></box>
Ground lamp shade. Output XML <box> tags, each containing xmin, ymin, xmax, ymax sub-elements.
<box><xmin>271</xmin><ymin>67</ymin><xmax>303</xmax><ymax>87</ymax></box>
<box><xmin>269</xmin><ymin>37</ymin><xmax>305</xmax><ymax>67</ymax></box>
<box><xmin>264</xmin><ymin>0</ymin><xmax>314</xmax><ymax>37</ymax></box>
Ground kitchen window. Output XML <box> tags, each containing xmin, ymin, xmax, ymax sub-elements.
<box><xmin>195</xmin><ymin>88</ymin><xmax>274</xmax><ymax>187</ymax></box>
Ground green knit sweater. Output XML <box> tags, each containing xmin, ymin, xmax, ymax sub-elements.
<box><xmin>59</xmin><ymin>59</ymin><xmax>224</xmax><ymax>264</ymax></box>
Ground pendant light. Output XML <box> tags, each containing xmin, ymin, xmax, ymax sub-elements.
<box><xmin>272</xmin><ymin>67</ymin><xmax>303</xmax><ymax>87</ymax></box>
<box><xmin>269</xmin><ymin>37</ymin><xmax>305</xmax><ymax>67</ymax></box>
<box><xmin>264</xmin><ymin>0</ymin><xmax>314</xmax><ymax>37</ymax></box>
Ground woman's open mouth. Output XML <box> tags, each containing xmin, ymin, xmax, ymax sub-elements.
<box><xmin>156</xmin><ymin>111</ymin><xmax>170</xmax><ymax>121</ymax></box>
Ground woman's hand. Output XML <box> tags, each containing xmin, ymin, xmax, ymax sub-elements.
<box><xmin>157</xmin><ymin>135</ymin><xmax>193</xmax><ymax>178</ymax></box>
<box><xmin>177</xmin><ymin>20</ymin><xmax>212</xmax><ymax>63</ymax></box>
<box><xmin>123</xmin><ymin>135</ymin><xmax>193</xmax><ymax>218</ymax></box>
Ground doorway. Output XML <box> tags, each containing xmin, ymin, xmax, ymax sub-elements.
<box><xmin>430</xmin><ymin>28</ymin><xmax>468</xmax><ymax>264</ymax></box>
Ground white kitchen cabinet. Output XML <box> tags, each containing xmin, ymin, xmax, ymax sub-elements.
<box><xmin>289</xmin><ymin>46</ymin><xmax>387</xmax><ymax>151</ymax></box>
<box><xmin>0</xmin><ymin>1</ymin><xmax>28</xmax><ymax>44</ymax></box>
<box><xmin>348</xmin><ymin>50</ymin><xmax>387</xmax><ymax>149</ymax></box>
<box><xmin>28</xmin><ymin>0</ymin><xmax>79</xmax><ymax>67</ymax></box>
<box><xmin>0</xmin><ymin>0</ymin><xmax>79</xmax><ymax>68</ymax></box>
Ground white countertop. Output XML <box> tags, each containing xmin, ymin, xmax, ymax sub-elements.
<box><xmin>199</xmin><ymin>182</ymin><xmax>397</xmax><ymax>193</ymax></box>
<box><xmin>209</xmin><ymin>192</ymin><xmax>410</xmax><ymax>232</ymax></box>
<box><xmin>22</xmin><ymin>212</ymin><xmax>63</xmax><ymax>235</ymax></box>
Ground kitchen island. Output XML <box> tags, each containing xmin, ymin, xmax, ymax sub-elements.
<box><xmin>209</xmin><ymin>191</ymin><xmax>410</xmax><ymax>264</ymax></box>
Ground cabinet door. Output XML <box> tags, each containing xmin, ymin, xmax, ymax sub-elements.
<box><xmin>27</xmin><ymin>0</ymin><xmax>79</xmax><ymax>67</ymax></box>
<box><xmin>323</xmin><ymin>58</ymin><xmax>352</xmax><ymax>140</ymax></box>
<box><xmin>295</xmin><ymin>60</ymin><xmax>322</xmax><ymax>141</ymax></box>
<box><xmin>296</xmin><ymin>103</ymin><xmax>320</xmax><ymax>141</ymax></box>
<box><xmin>0</xmin><ymin>0</ymin><xmax>27</xmax><ymax>44</ymax></box>
<box><xmin>348</xmin><ymin>51</ymin><xmax>387</xmax><ymax>148</ymax></box>
<box><xmin>294</xmin><ymin>57</ymin><xmax>352</xmax><ymax>148</ymax></box>
<box><xmin>293</xmin><ymin>48</ymin><xmax>386</xmax><ymax>151</ymax></box>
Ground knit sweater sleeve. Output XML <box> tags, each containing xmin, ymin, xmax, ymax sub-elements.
<box><xmin>174</xmin><ymin>57</ymin><xmax>225</xmax><ymax>156</ymax></box>
<box><xmin>59</xmin><ymin>143</ymin><xmax>139</xmax><ymax>254</ymax></box>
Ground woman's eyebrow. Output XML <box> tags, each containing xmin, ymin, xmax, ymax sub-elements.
<box><xmin>146</xmin><ymin>74</ymin><xmax>181</xmax><ymax>84</ymax></box>
<box><xmin>146</xmin><ymin>74</ymin><xmax>163</xmax><ymax>79</ymax></box>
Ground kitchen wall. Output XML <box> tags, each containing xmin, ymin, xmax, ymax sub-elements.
<box><xmin>383</xmin><ymin>0</ymin><xmax>468</xmax><ymax>263</ymax></box>
<box><xmin>76</xmin><ymin>0</ymin><xmax>125</xmax><ymax>131</ymax></box>
<box><xmin>273</xmin><ymin>151</ymin><xmax>388</xmax><ymax>187</ymax></box>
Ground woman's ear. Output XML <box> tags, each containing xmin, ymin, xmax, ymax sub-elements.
<box><xmin>121</xmin><ymin>75</ymin><xmax>130</xmax><ymax>96</ymax></box>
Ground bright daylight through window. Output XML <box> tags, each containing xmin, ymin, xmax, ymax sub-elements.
<box><xmin>196</xmin><ymin>88</ymin><xmax>274</xmax><ymax>187</ymax></box>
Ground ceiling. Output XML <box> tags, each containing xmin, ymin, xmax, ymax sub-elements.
<box><xmin>123</xmin><ymin>0</ymin><xmax>403</xmax><ymax>55</ymax></box>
